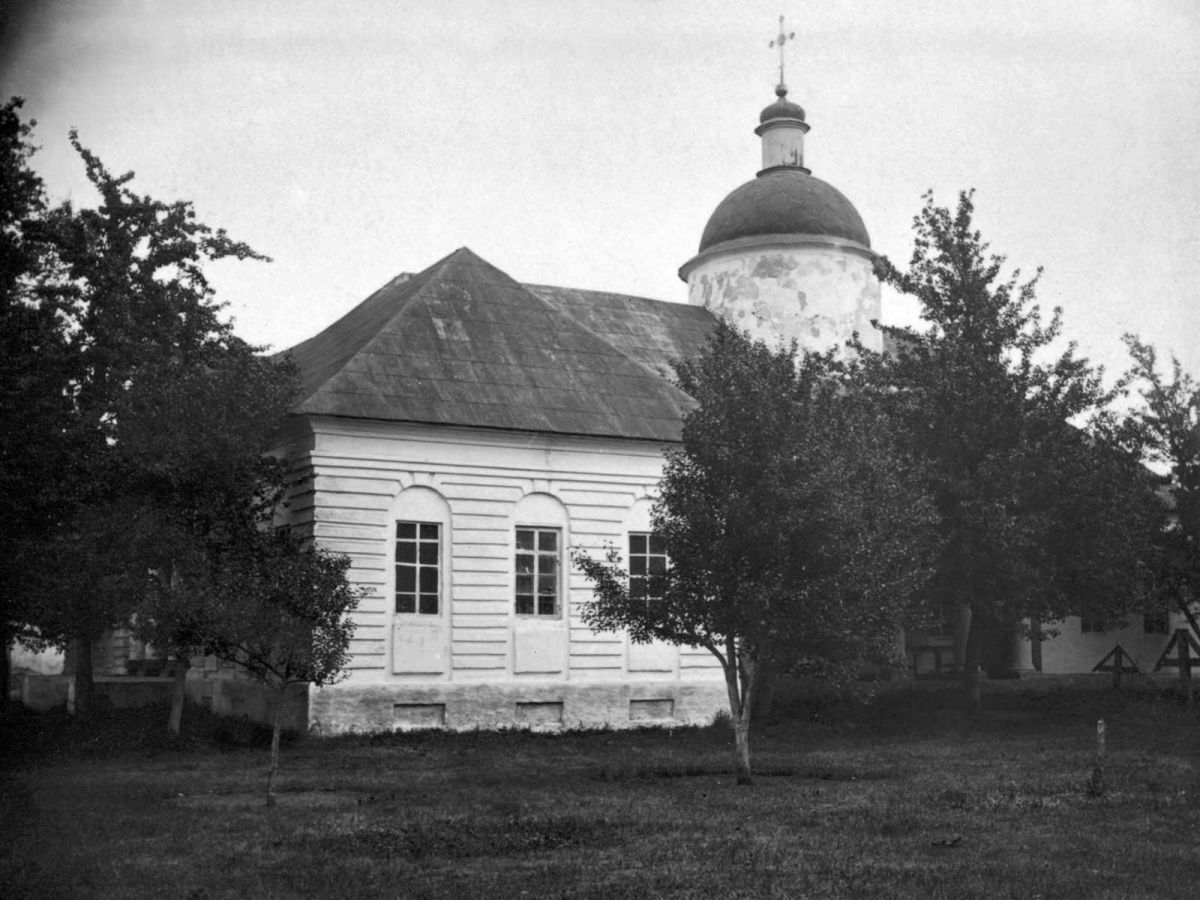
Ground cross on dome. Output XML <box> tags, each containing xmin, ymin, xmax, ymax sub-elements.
<box><xmin>768</xmin><ymin>14</ymin><xmax>796</xmax><ymax>88</ymax></box>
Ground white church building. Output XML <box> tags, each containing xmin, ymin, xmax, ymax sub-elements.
<box><xmin>265</xmin><ymin>77</ymin><xmax>1182</xmax><ymax>733</ymax></box>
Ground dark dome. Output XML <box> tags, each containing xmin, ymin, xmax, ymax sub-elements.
<box><xmin>698</xmin><ymin>169</ymin><xmax>870</xmax><ymax>252</ymax></box>
<box><xmin>759</xmin><ymin>97</ymin><xmax>805</xmax><ymax>123</ymax></box>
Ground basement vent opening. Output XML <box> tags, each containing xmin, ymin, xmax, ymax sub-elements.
<box><xmin>392</xmin><ymin>703</ymin><xmax>446</xmax><ymax>729</ymax></box>
<box><xmin>630</xmin><ymin>699</ymin><xmax>675</xmax><ymax>721</ymax></box>
<box><xmin>516</xmin><ymin>701</ymin><xmax>563</xmax><ymax>725</ymax></box>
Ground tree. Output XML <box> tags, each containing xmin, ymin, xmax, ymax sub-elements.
<box><xmin>144</xmin><ymin>531</ymin><xmax>364</xmax><ymax>805</ymax></box>
<box><xmin>1122</xmin><ymin>336</ymin><xmax>1200</xmax><ymax>633</ymax></box>
<box><xmin>574</xmin><ymin>322</ymin><xmax>938</xmax><ymax>784</ymax></box>
<box><xmin>13</xmin><ymin>121</ymin><xmax>270</xmax><ymax>716</ymax></box>
<box><xmin>0</xmin><ymin>98</ymin><xmax>81</xmax><ymax>699</ymax></box>
<box><xmin>865</xmin><ymin>191</ymin><xmax>1161</xmax><ymax>711</ymax></box>
<box><xmin>118</xmin><ymin>350</ymin><xmax>301</xmax><ymax>734</ymax></box>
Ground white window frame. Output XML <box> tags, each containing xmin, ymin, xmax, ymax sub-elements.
<box><xmin>515</xmin><ymin>526</ymin><xmax>560</xmax><ymax>617</ymax></box>
<box><xmin>395</xmin><ymin>520</ymin><xmax>441</xmax><ymax>615</ymax></box>
<box><xmin>628</xmin><ymin>531</ymin><xmax>668</xmax><ymax>604</ymax></box>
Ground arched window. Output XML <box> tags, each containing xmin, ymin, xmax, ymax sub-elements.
<box><xmin>513</xmin><ymin>493</ymin><xmax>569</xmax><ymax>619</ymax></box>
<box><xmin>392</xmin><ymin>486</ymin><xmax>451</xmax><ymax>617</ymax></box>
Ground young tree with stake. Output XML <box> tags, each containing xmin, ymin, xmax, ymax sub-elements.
<box><xmin>574</xmin><ymin>322</ymin><xmax>938</xmax><ymax>784</ymax></box>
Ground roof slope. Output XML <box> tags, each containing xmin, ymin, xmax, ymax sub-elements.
<box><xmin>524</xmin><ymin>283</ymin><xmax>715</xmax><ymax>382</ymax></box>
<box><xmin>284</xmin><ymin>248</ymin><xmax>718</xmax><ymax>441</ymax></box>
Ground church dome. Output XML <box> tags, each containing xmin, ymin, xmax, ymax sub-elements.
<box><xmin>698</xmin><ymin>168</ymin><xmax>871</xmax><ymax>252</ymax></box>
<box><xmin>759</xmin><ymin>83</ymin><xmax>805</xmax><ymax>123</ymax></box>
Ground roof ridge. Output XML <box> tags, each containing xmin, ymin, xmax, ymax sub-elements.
<box><xmin>286</xmin><ymin>247</ymin><xmax>714</xmax><ymax>440</ymax></box>
<box><xmin>523</xmin><ymin>281</ymin><xmax>675</xmax><ymax>308</ymax></box>
<box><xmin>417</xmin><ymin>255</ymin><xmax>693</xmax><ymax>398</ymax></box>
<box><xmin>283</xmin><ymin>248</ymin><xmax>486</xmax><ymax>406</ymax></box>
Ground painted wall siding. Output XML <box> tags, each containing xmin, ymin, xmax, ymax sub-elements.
<box><xmin>295</xmin><ymin>417</ymin><xmax>723</xmax><ymax>732</ymax></box>
<box><xmin>1039</xmin><ymin>613</ymin><xmax>1185</xmax><ymax>675</ymax></box>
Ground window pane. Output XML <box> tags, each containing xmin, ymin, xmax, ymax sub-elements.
<box><xmin>396</xmin><ymin>522</ymin><xmax>416</xmax><ymax>540</ymax></box>
<box><xmin>517</xmin><ymin>527</ymin><xmax>559</xmax><ymax>616</ymax></box>
<box><xmin>395</xmin><ymin>594</ymin><xmax>415</xmax><ymax>614</ymax></box>
<box><xmin>396</xmin><ymin>542</ymin><xmax>416</xmax><ymax>564</ymax></box>
<box><xmin>630</xmin><ymin>579</ymin><xmax>646</xmax><ymax>601</ymax></box>
<box><xmin>419</xmin><ymin>542</ymin><xmax>438</xmax><ymax>564</ymax></box>
<box><xmin>648</xmin><ymin>534</ymin><xmax>666</xmax><ymax>555</ymax></box>
<box><xmin>419</xmin><ymin>523</ymin><xmax>439</xmax><ymax>540</ymax></box>
<box><xmin>629</xmin><ymin>533</ymin><xmax>646</xmax><ymax>554</ymax></box>
<box><xmin>396</xmin><ymin>566</ymin><xmax>415</xmax><ymax>593</ymax></box>
<box><xmin>418</xmin><ymin>594</ymin><xmax>438</xmax><ymax>615</ymax></box>
<box><xmin>649</xmin><ymin>556</ymin><xmax>667</xmax><ymax>574</ymax></box>
<box><xmin>419</xmin><ymin>568</ymin><xmax>438</xmax><ymax>593</ymax></box>
<box><xmin>629</xmin><ymin>557</ymin><xmax>646</xmax><ymax>575</ymax></box>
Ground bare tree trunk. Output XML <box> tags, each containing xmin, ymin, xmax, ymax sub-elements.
<box><xmin>265</xmin><ymin>684</ymin><xmax>285</xmax><ymax>807</ymax></box>
<box><xmin>721</xmin><ymin>650</ymin><xmax>756</xmax><ymax>786</ymax></box>
<box><xmin>72</xmin><ymin>633</ymin><xmax>95</xmax><ymax>719</ymax></box>
<box><xmin>167</xmin><ymin>657</ymin><xmax>188</xmax><ymax>735</ymax></box>
<box><xmin>733</xmin><ymin>715</ymin><xmax>753</xmax><ymax>785</ymax></box>
<box><xmin>962</xmin><ymin>612</ymin><xmax>983</xmax><ymax>716</ymax></box>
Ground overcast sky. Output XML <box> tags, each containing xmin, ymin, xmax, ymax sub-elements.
<box><xmin>2</xmin><ymin>0</ymin><xmax>1197</xmax><ymax>382</ymax></box>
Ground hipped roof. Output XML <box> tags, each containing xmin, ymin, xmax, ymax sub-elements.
<box><xmin>284</xmin><ymin>247</ymin><xmax>717</xmax><ymax>442</ymax></box>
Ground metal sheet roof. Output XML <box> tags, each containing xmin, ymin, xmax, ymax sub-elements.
<box><xmin>284</xmin><ymin>248</ymin><xmax>718</xmax><ymax>442</ymax></box>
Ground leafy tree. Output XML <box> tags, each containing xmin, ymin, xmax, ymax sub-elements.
<box><xmin>0</xmin><ymin>98</ymin><xmax>80</xmax><ymax>698</ymax></box>
<box><xmin>143</xmin><ymin>531</ymin><xmax>364</xmax><ymax>805</ymax></box>
<box><xmin>13</xmin><ymin>122</ymin><xmax>270</xmax><ymax>715</ymax></box>
<box><xmin>574</xmin><ymin>322</ymin><xmax>938</xmax><ymax>784</ymax></box>
<box><xmin>1122</xmin><ymin>336</ymin><xmax>1200</xmax><ymax>633</ymax></box>
<box><xmin>118</xmin><ymin>351</ymin><xmax>300</xmax><ymax>734</ymax></box>
<box><xmin>866</xmin><ymin>191</ymin><xmax>1160</xmax><ymax>710</ymax></box>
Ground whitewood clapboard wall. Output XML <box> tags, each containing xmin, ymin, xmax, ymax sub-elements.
<box><xmin>281</xmin><ymin>416</ymin><xmax>725</xmax><ymax>733</ymax></box>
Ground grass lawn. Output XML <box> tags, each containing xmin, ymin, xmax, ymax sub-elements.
<box><xmin>2</xmin><ymin>679</ymin><xmax>1198</xmax><ymax>899</ymax></box>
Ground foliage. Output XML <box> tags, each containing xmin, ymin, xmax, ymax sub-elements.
<box><xmin>142</xmin><ymin>529</ymin><xmax>366</xmax><ymax>804</ymax></box>
<box><xmin>117</xmin><ymin>348</ymin><xmax>301</xmax><ymax>671</ymax></box>
<box><xmin>160</xmin><ymin>531</ymin><xmax>363</xmax><ymax>694</ymax></box>
<box><xmin>865</xmin><ymin>191</ymin><xmax>1161</xmax><ymax>704</ymax></box>
<box><xmin>0</xmin><ymin>99</ymin><xmax>81</xmax><ymax>660</ymax></box>
<box><xmin>1123</xmin><ymin>335</ymin><xmax>1200</xmax><ymax>621</ymax></box>
<box><xmin>1</xmin><ymin>98</ymin><xmax>279</xmax><ymax>713</ymax></box>
<box><xmin>574</xmin><ymin>321</ymin><xmax>939</xmax><ymax>782</ymax></box>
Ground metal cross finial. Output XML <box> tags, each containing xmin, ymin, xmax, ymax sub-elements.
<box><xmin>769</xmin><ymin>15</ymin><xmax>796</xmax><ymax>86</ymax></box>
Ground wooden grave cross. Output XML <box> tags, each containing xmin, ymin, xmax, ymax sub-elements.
<box><xmin>1153</xmin><ymin>627</ymin><xmax>1200</xmax><ymax>703</ymax></box>
<box><xmin>1092</xmin><ymin>643</ymin><xmax>1139</xmax><ymax>689</ymax></box>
